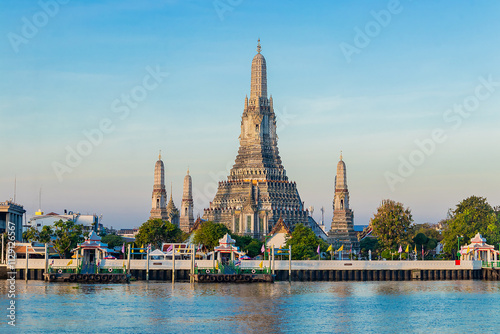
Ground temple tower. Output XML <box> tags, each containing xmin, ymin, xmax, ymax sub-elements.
<box><xmin>166</xmin><ymin>183</ymin><xmax>180</xmax><ymax>226</ymax></box>
<box><xmin>203</xmin><ymin>40</ymin><xmax>311</xmax><ymax>238</ymax></box>
<box><xmin>180</xmin><ymin>169</ymin><xmax>194</xmax><ymax>233</ymax></box>
<box><xmin>328</xmin><ymin>152</ymin><xmax>359</xmax><ymax>251</ymax></box>
<box><xmin>149</xmin><ymin>151</ymin><xmax>168</xmax><ymax>220</ymax></box>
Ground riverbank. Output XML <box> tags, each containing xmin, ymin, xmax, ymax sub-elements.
<box><xmin>3</xmin><ymin>259</ymin><xmax>500</xmax><ymax>282</ymax></box>
<box><xmin>1</xmin><ymin>281</ymin><xmax>499</xmax><ymax>332</ymax></box>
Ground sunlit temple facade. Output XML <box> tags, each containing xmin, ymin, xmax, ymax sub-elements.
<box><xmin>203</xmin><ymin>41</ymin><xmax>311</xmax><ymax>238</ymax></box>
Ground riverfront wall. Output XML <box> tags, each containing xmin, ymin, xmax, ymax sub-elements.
<box><xmin>5</xmin><ymin>259</ymin><xmax>500</xmax><ymax>282</ymax></box>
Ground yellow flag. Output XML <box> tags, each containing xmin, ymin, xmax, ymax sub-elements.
<box><xmin>123</xmin><ymin>261</ymin><xmax>126</xmax><ymax>268</ymax></box>
<box><xmin>414</xmin><ymin>245</ymin><xmax>417</xmax><ymax>253</ymax></box>
<box><xmin>67</xmin><ymin>259</ymin><xmax>73</xmax><ymax>266</ymax></box>
<box><xmin>466</xmin><ymin>246</ymin><xmax>470</xmax><ymax>253</ymax></box>
<box><xmin>259</xmin><ymin>261</ymin><xmax>263</xmax><ymax>269</ymax></box>
<box><xmin>337</xmin><ymin>245</ymin><xmax>344</xmax><ymax>252</ymax></box>
<box><xmin>215</xmin><ymin>262</ymin><xmax>219</xmax><ymax>270</ymax></box>
<box><xmin>327</xmin><ymin>245</ymin><xmax>333</xmax><ymax>252</ymax></box>
<box><xmin>405</xmin><ymin>245</ymin><xmax>409</xmax><ymax>253</ymax></box>
<box><xmin>140</xmin><ymin>244</ymin><xmax>144</xmax><ymax>253</ymax></box>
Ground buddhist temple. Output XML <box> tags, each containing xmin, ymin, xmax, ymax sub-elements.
<box><xmin>203</xmin><ymin>40</ymin><xmax>311</xmax><ymax>238</ymax></box>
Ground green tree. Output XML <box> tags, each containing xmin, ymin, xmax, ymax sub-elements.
<box><xmin>285</xmin><ymin>223</ymin><xmax>328</xmax><ymax>260</ymax></box>
<box><xmin>135</xmin><ymin>219</ymin><xmax>182</xmax><ymax>250</ymax></box>
<box><xmin>409</xmin><ymin>223</ymin><xmax>443</xmax><ymax>243</ymax></box>
<box><xmin>359</xmin><ymin>237</ymin><xmax>379</xmax><ymax>259</ymax></box>
<box><xmin>52</xmin><ymin>220</ymin><xmax>84</xmax><ymax>259</ymax></box>
<box><xmin>23</xmin><ymin>226</ymin><xmax>53</xmax><ymax>244</ymax></box>
<box><xmin>232</xmin><ymin>235</ymin><xmax>263</xmax><ymax>258</ymax></box>
<box><xmin>23</xmin><ymin>227</ymin><xmax>37</xmax><ymax>242</ymax></box>
<box><xmin>192</xmin><ymin>221</ymin><xmax>230</xmax><ymax>251</ymax></box>
<box><xmin>412</xmin><ymin>232</ymin><xmax>438</xmax><ymax>257</ymax></box>
<box><xmin>442</xmin><ymin>196</ymin><xmax>500</xmax><ymax>255</ymax></box>
<box><xmin>243</xmin><ymin>239</ymin><xmax>263</xmax><ymax>258</ymax></box>
<box><xmin>370</xmin><ymin>199</ymin><xmax>413</xmax><ymax>252</ymax></box>
<box><xmin>101</xmin><ymin>234</ymin><xmax>124</xmax><ymax>249</ymax></box>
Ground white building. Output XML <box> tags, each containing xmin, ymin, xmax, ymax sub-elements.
<box><xmin>27</xmin><ymin>211</ymin><xmax>103</xmax><ymax>234</ymax></box>
<box><xmin>266</xmin><ymin>216</ymin><xmax>291</xmax><ymax>249</ymax></box>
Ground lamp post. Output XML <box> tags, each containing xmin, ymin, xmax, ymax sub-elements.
<box><xmin>457</xmin><ymin>235</ymin><xmax>463</xmax><ymax>259</ymax></box>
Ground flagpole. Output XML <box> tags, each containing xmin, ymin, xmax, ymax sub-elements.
<box><xmin>146</xmin><ymin>245</ymin><xmax>150</xmax><ymax>281</ymax></box>
<box><xmin>288</xmin><ymin>245</ymin><xmax>292</xmax><ymax>283</ymax></box>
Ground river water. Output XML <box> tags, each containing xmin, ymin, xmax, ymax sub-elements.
<box><xmin>1</xmin><ymin>280</ymin><xmax>499</xmax><ymax>333</ymax></box>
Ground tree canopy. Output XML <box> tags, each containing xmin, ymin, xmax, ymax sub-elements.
<box><xmin>101</xmin><ymin>234</ymin><xmax>124</xmax><ymax>249</ymax></box>
<box><xmin>370</xmin><ymin>199</ymin><xmax>413</xmax><ymax>251</ymax></box>
<box><xmin>52</xmin><ymin>220</ymin><xmax>85</xmax><ymax>259</ymax></box>
<box><xmin>24</xmin><ymin>220</ymin><xmax>84</xmax><ymax>258</ymax></box>
<box><xmin>359</xmin><ymin>237</ymin><xmax>379</xmax><ymax>259</ymax></box>
<box><xmin>23</xmin><ymin>225</ymin><xmax>53</xmax><ymax>244</ymax></box>
<box><xmin>442</xmin><ymin>196</ymin><xmax>500</xmax><ymax>255</ymax></box>
<box><xmin>233</xmin><ymin>235</ymin><xmax>263</xmax><ymax>258</ymax></box>
<box><xmin>285</xmin><ymin>223</ymin><xmax>328</xmax><ymax>260</ymax></box>
<box><xmin>135</xmin><ymin>218</ymin><xmax>182</xmax><ymax>249</ymax></box>
<box><xmin>192</xmin><ymin>221</ymin><xmax>231</xmax><ymax>251</ymax></box>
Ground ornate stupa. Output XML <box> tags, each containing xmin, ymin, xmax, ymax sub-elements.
<box><xmin>180</xmin><ymin>169</ymin><xmax>194</xmax><ymax>233</ymax></box>
<box><xmin>327</xmin><ymin>152</ymin><xmax>359</xmax><ymax>251</ymax></box>
<box><xmin>149</xmin><ymin>151</ymin><xmax>168</xmax><ymax>220</ymax></box>
<box><xmin>166</xmin><ymin>184</ymin><xmax>180</xmax><ymax>226</ymax></box>
<box><xmin>203</xmin><ymin>40</ymin><xmax>310</xmax><ymax>238</ymax></box>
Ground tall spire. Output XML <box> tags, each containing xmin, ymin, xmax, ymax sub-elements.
<box><xmin>150</xmin><ymin>153</ymin><xmax>167</xmax><ymax>220</ymax></box>
<box><xmin>335</xmin><ymin>153</ymin><xmax>347</xmax><ymax>190</ymax></box>
<box><xmin>328</xmin><ymin>152</ymin><xmax>358</xmax><ymax>253</ymax></box>
<box><xmin>204</xmin><ymin>40</ymin><xmax>310</xmax><ymax>238</ymax></box>
<box><xmin>250</xmin><ymin>39</ymin><xmax>267</xmax><ymax>99</ymax></box>
<box><xmin>180</xmin><ymin>168</ymin><xmax>194</xmax><ymax>233</ymax></box>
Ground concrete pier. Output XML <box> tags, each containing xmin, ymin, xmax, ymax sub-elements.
<box><xmin>4</xmin><ymin>259</ymin><xmax>496</xmax><ymax>282</ymax></box>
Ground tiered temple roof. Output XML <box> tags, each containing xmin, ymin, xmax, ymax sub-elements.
<box><xmin>203</xmin><ymin>41</ymin><xmax>311</xmax><ymax>238</ymax></box>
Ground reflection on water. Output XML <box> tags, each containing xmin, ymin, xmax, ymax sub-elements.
<box><xmin>1</xmin><ymin>280</ymin><xmax>499</xmax><ymax>333</ymax></box>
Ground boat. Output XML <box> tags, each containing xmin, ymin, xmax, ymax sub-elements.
<box><xmin>189</xmin><ymin>233</ymin><xmax>275</xmax><ymax>283</ymax></box>
<box><xmin>43</xmin><ymin>231</ymin><xmax>130</xmax><ymax>283</ymax></box>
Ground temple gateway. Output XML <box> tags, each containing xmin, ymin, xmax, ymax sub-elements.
<box><xmin>203</xmin><ymin>41</ymin><xmax>311</xmax><ymax>238</ymax></box>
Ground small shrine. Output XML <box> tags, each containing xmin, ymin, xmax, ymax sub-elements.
<box><xmin>214</xmin><ymin>233</ymin><xmax>242</xmax><ymax>263</ymax></box>
<box><xmin>460</xmin><ymin>232</ymin><xmax>499</xmax><ymax>263</ymax></box>
<box><xmin>72</xmin><ymin>231</ymin><xmax>113</xmax><ymax>274</ymax></box>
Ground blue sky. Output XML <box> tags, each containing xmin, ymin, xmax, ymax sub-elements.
<box><xmin>1</xmin><ymin>0</ymin><xmax>499</xmax><ymax>229</ymax></box>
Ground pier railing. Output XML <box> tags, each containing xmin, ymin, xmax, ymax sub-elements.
<box><xmin>482</xmin><ymin>261</ymin><xmax>500</xmax><ymax>268</ymax></box>
<box><xmin>14</xmin><ymin>258</ymin><xmax>482</xmax><ymax>272</ymax></box>
<box><xmin>194</xmin><ymin>261</ymin><xmax>271</xmax><ymax>275</ymax></box>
